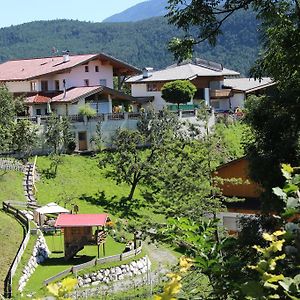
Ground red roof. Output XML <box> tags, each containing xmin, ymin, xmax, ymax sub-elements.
<box><xmin>0</xmin><ymin>53</ymin><xmax>141</xmax><ymax>81</ymax></box>
<box><xmin>25</xmin><ymin>94</ymin><xmax>51</xmax><ymax>104</ymax></box>
<box><xmin>55</xmin><ymin>214</ymin><xmax>108</xmax><ymax>227</ymax></box>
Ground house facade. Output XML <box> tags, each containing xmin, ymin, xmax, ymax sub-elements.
<box><xmin>127</xmin><ymin>59</ymin><xmax>276</xmax><ymax>114</ymax></box>
<box><xmin>210</xmin><ymin>77</ymin><xmax>276</xmax><ymax>112</ymax></box>
<box><xmin>126</xmin><ymin>59</ymin><xmax>240</xmax><ymax>111</ymax></box>
<box><xmin>0</xmin><ymin>52</ymin><xmax>144</xmax><ymax>151</ymax></box>
<box><xmin>0</xmin><ymin>52</ymin><xmax>141</xmax><ymax>117</ymax></box>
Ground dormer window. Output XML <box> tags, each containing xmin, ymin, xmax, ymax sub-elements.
<box><xmin>84</xmin><ymin>65</ymin><xmax>89</xmax><ymax>72</ymax></box>
<box><xmin>95</xmin><ymin>66</ymin><xmax>99</xmax><ymax>72</ymax></box>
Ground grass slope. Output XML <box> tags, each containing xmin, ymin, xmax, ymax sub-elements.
<box><xmin>0</xmin><ymin>170</ymin><xmax>25</xmax><ymax>294</ymax></box>
<box><xmin>35</xmin><ymin>155</ymin><xmax>141</xmax><ymax>215</ymax></box>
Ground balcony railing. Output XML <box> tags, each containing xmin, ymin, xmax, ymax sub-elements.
<box><xmin>16</xmin><ymin>110</ymin><xmax>201</xmax><ymax>124</ymax></box>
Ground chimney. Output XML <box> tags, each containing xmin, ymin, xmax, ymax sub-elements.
<box><xmin>62</xmin><ymin>50</ymin><xmax>70</xmax><ymax>63</ymax></box>
<box><xmin>143</xmin><ymin>67</ymin><xmax>153</xmax><ymax>78</ymax></box>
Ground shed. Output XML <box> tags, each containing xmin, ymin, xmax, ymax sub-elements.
<box><xmin>55</xmin><ymin>213</ymin><xmax>108</xmax><ymax>260</ymax></box>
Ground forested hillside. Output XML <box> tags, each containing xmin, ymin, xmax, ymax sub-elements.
<box><xmin>0</xmin><ymin>11</ymin><xmax>259</xmax><ymax>75</ymax></box>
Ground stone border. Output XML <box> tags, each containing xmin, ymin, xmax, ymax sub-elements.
<box><xmin>18</xmin><ymin>231</ymin><xmax>50</xmax><ymax>292</ymax></box>
<box><xmin>77</xmin><ymin>256</ymin><xmax>151</xmax><ymax>288</ymax></box>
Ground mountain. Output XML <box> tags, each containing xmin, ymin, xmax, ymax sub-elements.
<box><xmin>0</xmin><ymin>12</ymin><xmax>259</xmax><ymax>75</ymax></box>
<box><xmin>103</xmin><ymin>0</ymin><xmax>168</xmax><ymax>23</ymax></box>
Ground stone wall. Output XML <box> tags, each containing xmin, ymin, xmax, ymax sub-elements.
<box><xmin>77</xmin><ymin>256</ymin><xmax>151</xmax><ymax>288</ymax></box>
<box><xmin>18</xmin><ymin>231</ymin><xmax>50</xmax><ymax>292</ymax></box>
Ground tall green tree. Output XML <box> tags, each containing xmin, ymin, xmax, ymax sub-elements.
<box><xmin>45</xmin><ymin>114</ymin><xmax>73</xmax><ymax>155</ymax></box>
<box><xmin>100</xmin><ymin>110</ymin><xmax>180</xmax><ymax>209</ymax></box>
<box><xmin>161</xmin><ymin>80</ymin><xmax>197</xmax><ymax>110</ymax></box>
<box><xmin>167</xmin><ymin>0</ymin><xmax>300</xmax><ymax>212</ymax></box>
<box><xmin>11</xmin><ymin>119</ymin><xmax>38</xmax><ymax>160</ymax></box>
<box><xmin>0</xmin><ymin>86</ymin><xmax>17</xmax><ymax>152</ymax></box>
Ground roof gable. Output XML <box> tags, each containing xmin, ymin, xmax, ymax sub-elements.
<box><xmin>0</xmin><ymin>53</ymin><xmax>141</xmax><ymax>81</ymax></box>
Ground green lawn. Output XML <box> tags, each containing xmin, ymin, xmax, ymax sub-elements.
<box><xmin>35</xmin><ymin>155</ymin><xmax>141</xmax><ymax>213</ymax></box>
<box><xmin>0</xmin><ymin>170</ymin><xmax>25</xmax><ymax>295</ymax></box>
<box><xmin>0</xmin><ymin>170</ymin><xmax>24</xmax><ymax>203</ymax></box>
<box><xmin>0</xmin><ymin>211</ymin><xmax>24</xmax><ymax>295</ymax></box>
<box><xmin>24</xmin><ymin>234</ymin><xmax>126</xmax><ymax>296</ymax></box>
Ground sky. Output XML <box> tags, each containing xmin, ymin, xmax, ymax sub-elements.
<box><xmin>0</xmin><ymin>0</ymin><xmax>145</xmax><ymax>28</ymax></box>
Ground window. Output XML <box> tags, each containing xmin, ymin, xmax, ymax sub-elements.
<box><xmin>55</xmin><ymin>80</ymin><xmax>60</xmax><ymax>91</ymax></box>
<box><xmin>194</xmin><ymin>88</ymin><xmax>204</xmax><ymax>100</ymax></box>
<box><xmin>84</xmin><ymin>65</ymin><xmax>89</xmax><ymax>72</ymax></box>
<box><xmin>84</xmin><ymin>79</ymin><xmax>89</xmax><ymax>87</ymax></box>
<box><xmin>99</xmin><ymin>79</ymin><xmax>107</xmax><ymax>87</ymax></box>
<box><xmin>30</xmin><ymin>81</ymin><xmax>37</xmax><ymax>91</ymax></box>
<box><xmin>41</xmin><ymin>81</ymin><xmax>48</xmax><ymax>91</ymax></box>
<box><xmin>95</xmin><ymin>66</ymin><xmax>99</xmax><ymax>72</ymax></box>
<box><xmin>211</xmin><ymin>101</ymin><xmax>220</xmax><ymax>109</ymax></box>
<box><xmin>36</xmin><ymin>109</ymin><xmax>41</xmax><ymax>115</ymax></box>
<box><xmin>147</xmin><ymin>83</ymin><xmax>158</xmax><ymax>92</ymax></box>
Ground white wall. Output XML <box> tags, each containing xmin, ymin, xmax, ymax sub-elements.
<box><xmin>53</xmin><ymin>60</ymin><xmax>114</xmax><ymax>90</ymax></box>
<box><xmin>230</xmin><ymin>93</ymin><xmax>245</xmax><ymax>109</ymax></box>
<box><xmin>211</xmin><ymin>99</ymin><xmax>230</xmax><ymax>111</ymax></box>
<box><xmin>131</xmin><ymin>84</ymin><xmax>166</xmax><ymax>110</ymax></box>
<box><xmin>5</xmin><ymin>81</ymin><xmax>31</xmax><ymax>92</ymax></box>
<box><xmin>5</xmin><ymin>60</ymin><xmax>114</xmax><ymax>93</ymax></box>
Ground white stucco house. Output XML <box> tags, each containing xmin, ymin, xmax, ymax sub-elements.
<box><xmin>0</xmin><ymin>52</ymin><xmax>143</xmax><ymax>151</ymax></box>
<box><xmin>0</xmin><ymin>52</ymin><xmax>141</xmax><ymax>117</ymax></box>
<box><xmin>126</xmin><ymin>58</ymin><xmax>240</xmax><ymax>111</ymax></box>
<box><xmin>127</xmin><ymin>58</ymin><xmax>276</xmax><ymax>113</ymax></box>
<box><xmin>210</xmin><ymin>77</ymin><xmax>276</xmax><ymax>111</ymax></box>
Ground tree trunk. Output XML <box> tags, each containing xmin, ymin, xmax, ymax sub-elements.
<box><xmin>127</xmin><ymin>180</ymin><xmax>138</xmax><ymax>202</ymax></box>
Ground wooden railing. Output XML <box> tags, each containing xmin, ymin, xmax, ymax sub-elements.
<box><xmin>2</xmin><ymin>201</ymin><xmax>30</xmax><ymax>298</ymax></box>
<box><xmin>43</xmin><ymin>245</ymin><xmax>142</xmax><ymax>286</ymax></box>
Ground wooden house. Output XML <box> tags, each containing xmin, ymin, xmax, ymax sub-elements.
<box><xmin>55</xmin><ymin>213</ymin><xmax>108</xmax><ymax>260</ymax></box>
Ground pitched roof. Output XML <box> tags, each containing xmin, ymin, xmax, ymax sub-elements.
<box><xmin>223</xmin><ymin>77</ymin><xmax>275</xmax><ymax>93</ymax></box>
<box><xmin>0</xmin><ymin>53</ymin><xmax>141</xmax><ymax>81</ymax></box>
<box><xmin>127</xmin><ymin>63</ymin><xmax>240</xmax><ymax>83</ymax></box>
<box><xmin>51</xmin><ymin>85</ymin><xmax>137</xmax><ymax>103</ymax></box>
<box><xmin>55</xmin><ymin>213</ymin><xmax>108</xmax><ymax>227</ymax></box>
<box><xmin>35</xmin><ymin>202</ymin><xmax>70</xmax><ymax>214</ymax></box>
<box><xmin>25</xmin><ymin>94</ymin><xmax>51</xmax><ymax>104</ymax></box>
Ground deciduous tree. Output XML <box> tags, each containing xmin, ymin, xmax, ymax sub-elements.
<box><xmin>161</xmin><ymin>80</ymin><xmax>197</xmax><ymax>110</ymax></box>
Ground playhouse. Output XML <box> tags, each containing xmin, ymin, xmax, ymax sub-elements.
<box><xmin>55</xmin><ymin>213</ymin><xmax>108</xmax><ymax>260</ymax></box>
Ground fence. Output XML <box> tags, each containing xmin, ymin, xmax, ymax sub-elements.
<box><xmin>2</xmin><ymin>201</ymin><xmax>31</xmax><ymax>298</ymax></box>
<box><xmin>43</xmin><ymin>245</ymin><xmax>142</xmax><ymax>286</ymax></box>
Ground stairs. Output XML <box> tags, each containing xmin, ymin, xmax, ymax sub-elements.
<box><xmin>23</xmin><ymin>163</ymin><xmax>37</xmax><ymax>206</ymax></box>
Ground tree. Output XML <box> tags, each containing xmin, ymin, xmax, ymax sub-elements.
<box><xmin>100</xmin><ymin>110</ymin><xmax>180</xmax><ymax>210</ymax></box>
<box><xmin>61</xmin><ymin>116</ymin><xmax>75</xmax><ymax>153</ymax></box>
<box><xmin>167</xmin><ymin>0</ymin><xmax>300</xmax><ymax>212</ymax></box>
<box><xmin>45</xmin><ymin>114</ymin><xmax>63</xmax><ymax>155</ymax></box>
<box><xmin>11</xmin><ymin>119</ymin><xmax>38</xmax><ymax>160</ymax></box>
<box><xmin>0</xmin><ymin>86</ymin><xmax>17</xmax><ymax>152</ymax></box>
<box><xmin>161</xmin><ymin>80</ymin><xmax>197</xmax><ymax>110</ymax></box>
<box><xmin>45</xmin><ymin>114</ymin><xmax>73</xmax><ymax>155</ymax></box>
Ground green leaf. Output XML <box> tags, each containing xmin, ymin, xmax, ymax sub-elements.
<box><xmin>272</xmin><ymin>187</ymin><xmax>287</xmax><ymax>200</ymax></box>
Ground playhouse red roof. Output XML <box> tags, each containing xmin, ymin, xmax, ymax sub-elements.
<box><xmin>55</xmin><ymin>214</ymin><xmax>108</xmax><ymax>227</ymax></box>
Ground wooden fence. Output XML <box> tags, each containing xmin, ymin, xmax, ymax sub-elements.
<box><xmin>43</xmin><ymin>246</ymin><xmax>142</xmax><ymax>286</ymax></box>
<box><xmin>2</xmin><ymin>201</ymin><xmax>31</xmax><ymax>298</ymax></box>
